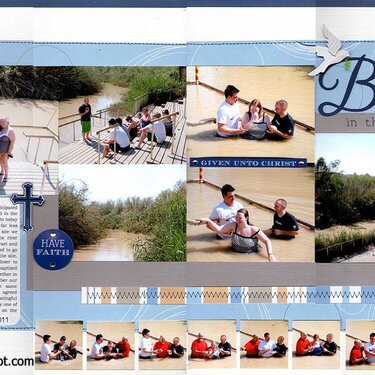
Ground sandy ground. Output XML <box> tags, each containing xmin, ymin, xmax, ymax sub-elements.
<box><xmin>86</xmin><ymin>321</ymin><xmax>135</xmax><ymax>370</ymax></box>
<box><xmin>240</xmin><ymin>320</ymin><xmax>288</xmax><ymax>369</ymax></box>
<box><xmin>138</xmin><ymin>321</ymin><xmax>187</xmax><ymax>370</ymax></box>
<box><xmin>35</xmin><ymin>321</ymin><xmax>83</xmax><ymax>370</ymax></box>
<box><xmin>342</xmin><ymin>245</ymin><xmax>375</xmax><ymax>263</ymax></box>
<box><xmin>292</xmin><ymin>321</ymin><xmax>341</xmax><ymax>369</ymax></box>
<box><xmin>188</xmin><ymin>320</ymin><xmax>237</xmax><ymax>369</ymax></box>
<box><xmin>346</xmin><ymin>321</ymin><xmax>375</xmax><ymax>370</ymax></box>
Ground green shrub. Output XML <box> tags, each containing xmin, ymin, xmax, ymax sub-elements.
<box><xmin>58</xmin><ymin>182</ymin><xmax>108</xmax><ymax>247</ymax></box>
<box><xmin>0</xmin><ymin>66</ymin><xmax>102</xmax><ymax>100</ymax></box>
<box><xmin>316</xmin><ymin>229</ymin><xmax>375</xmax><ymax>249</ymax></box>
<box><xmin>316</xmin><ymin>157</ymin><xmax>375</xmax><ymax>229</ymax></box>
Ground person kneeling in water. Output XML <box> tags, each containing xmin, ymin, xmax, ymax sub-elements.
<box><xmin>198</xmin><ymin>208</ymin><xmax>275</xmax><ymax>262</ymax></box>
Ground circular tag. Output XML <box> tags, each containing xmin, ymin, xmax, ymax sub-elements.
<box><xmin>33</xmin><ymin>229</ymin><xmax>74</xmax><ymax>270</ymax></box>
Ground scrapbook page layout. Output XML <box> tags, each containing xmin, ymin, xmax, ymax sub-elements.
<box><xmin>0</xmin><ymin>3</ymin><xmax>374</xmax><ymax>374</ymax></box>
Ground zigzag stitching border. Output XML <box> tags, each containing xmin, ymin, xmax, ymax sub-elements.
<box><xmin>84</xmin><ymin>290</ymin><xmax>371</xmax><ymax>301</ymax></box>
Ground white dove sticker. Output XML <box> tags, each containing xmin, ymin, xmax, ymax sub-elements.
<box><xmin>299</xmin><ymin>25</ymin><xmax>349</xmax><ymax>76</ymax></box>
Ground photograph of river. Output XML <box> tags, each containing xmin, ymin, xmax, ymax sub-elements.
<box><xmin>315</xmin><ymin>134</ymin><xmax>375</xmax><ymax>262</ymax></box>
<box><xmin>58</xmin><ymin>66</ymin><xmax>186</xmax><ymax>165</ymax></box>
<box><xmin>59</xmin><ymin>164</ymin><xmax>186</xmax><ymax>262</ymax></box>
<box><xmin>0</xmin><ymin>89</ymin><xmax>59</xmax><ymax>195</ymax></box>
<box><xmin>187</xmin><ymin>166</ymin><xmax>315</xmax><ymax>262</ymax></box>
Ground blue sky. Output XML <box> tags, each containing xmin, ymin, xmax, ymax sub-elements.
<box><xmin>316</xmin><ymin>134</ymin><xmax>375</xmax><ymax>176</ymax></box>
<box><xmin>59</xmin><ymin>165</ymin><xmax>186</xmax><ymax>202</ymax></box>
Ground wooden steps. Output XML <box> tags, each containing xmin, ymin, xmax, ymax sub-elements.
<box><xmin>0</xmin><ymin>162</ymin><xmax>58</xmax><ymax>196</ymax></box>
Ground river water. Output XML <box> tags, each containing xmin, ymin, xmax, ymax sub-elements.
<box><xmin>73</xmin><ymin>230</ymin><xmax>145</xmax><ymax>261</ymax></box>
<box><xmin>87</xmin><ymin>322</ymin><xmax>135</xmax><ymax>370</ymax></box>
<box><xmin>59</xmin><ymin>83</ymin><xmax>125</xmax><ymax>118</ymax></box>
<box><xmin>187</xmin><ymin>66</ymin><xmax>314</xmax><ymax>162</ymax></box>
<box><xmin>35</xmin><ymin>320</ymin><xmax>83</xmax><ymax>370</ymax></box>
<box><xmin>59</xmin><ymin>83</ymin><xmax>125</xmax><ymax>145</ymax></box>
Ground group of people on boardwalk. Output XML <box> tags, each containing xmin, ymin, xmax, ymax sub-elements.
<box><xmin>40</xmin><ymin>335</ymin><xmax>78</xmax><ymax>363</ymax></box>
<box><xmin>78</xmin><ymin>98</ymin><xmax>173</xmax><ymax>160</ymax></box>
<box><xmin>0</xmin><ymin>117</ymin><xmax>15</xmax><ymax>183</ymax></box>
<box><xmin>215</xmin><ymin>85</ymin><xmax>295</xmax><ymax>140</ymax></box>
<box><xmin>242</xmin><ymin>333</ymin><xmax>288</xmax><ymax>358</ymax></box>
<box><xmin>295</xmin><ymin>331</ymin><xmax>337</xmax><ymax>356</ymax></box>
<box><xmin>191</xmin><ymin>333</ymin><xmax>232</xmax><ymax>360</ymax></box>
<box><xmin>90</xmin><ymin>334</ymin><xmax>131</xmax><ymax>361</ymax></box>
<box><xmin>139</xmin><ymin>328</ymin><xmax>184</xmax><ymax>360</ymax></box>
<box><xmin>349</xmin><ymin>333</ymin><xmax>375</xmax><ymax>365</ymax></box>
<box><xmin>198</xmin><ymin>184</ymin><xmax>299</xmax><ymax>261</ymax></box>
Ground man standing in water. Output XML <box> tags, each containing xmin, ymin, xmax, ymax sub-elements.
<box><xmin>364</xmin><ymin>333</ymin><xmax>375</xmax><ymax>364</ymax></box>
<box><xmin>267</xmin><ymin>100</ymin><xmax>295</xmax><ymax>140</ymax></box>
<box><xmin>209</xmin><ymin>184</ymin><xmax>243</xmax><ymax>239</ymax></box>
<box><xmin>210</xmin><ymin>184</ymin><xmax>243</xmax><ymax>225</ymax></box>
<box><xmin>258</xmin><ymin>332</ymin><xmax>277</xmax><ymax>358</ymax></box>
<box><xmin>267</xmin><ymin>198</ymin><xmax>299</xmax><ymax>239</ymax></box>
<box><xmin>216</xmin><ymin>85</ymin><xmax>246</xmax><ymax>137</ymax></box>
<box><xmin>78</xmin><ymin>97</ymin><xmax>92</xmax><ymax>142</ymax></box>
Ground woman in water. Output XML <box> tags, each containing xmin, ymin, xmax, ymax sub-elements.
<box><xmin>198</xmin><ymin>208</ymin><xmax>275</xmax><ymax>261</ymax></box>
<box><xmin>310</xmin><ymin>334</ymin><xmax>323</xmax><ymax>356</ymax></box>
<box><xmin>241</xmin><ymin>99</ymin><xmax>271</xmax><ymax>140</ymax></box>
<box><xmin>0</xmin><ymin>117</ymin><xmax>15</xmax><ymax>182</ymax></box>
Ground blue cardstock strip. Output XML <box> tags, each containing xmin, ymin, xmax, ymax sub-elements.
<box><xmin>0</xmin><ymin>42</ymin><xmax>186</xmax><ymax>67</ymax></box>
<box><xmin>189</xmin><ymin>157</ymin><xmax>308</xmax><ymax>168</ymax></box>
<box><xmin>0</xmin><ymin>41</ymin><xmax>372</xmax><ymax>68</ymax></box>
<box><xmin>0</xmin><ymin>0</ymin><xmax>374</xmax><ymax>7</ymax></box>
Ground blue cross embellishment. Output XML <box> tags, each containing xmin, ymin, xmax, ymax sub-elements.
<box><xmin>10</xmin><ymin>182</ymin><xmax>45</xmax><ymax>231</ymax></box>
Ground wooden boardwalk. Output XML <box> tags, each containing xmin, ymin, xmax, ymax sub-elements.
<box><xmin>0</xmin><ymin>162</ymin><xmax>58</xmax><ymax>196</ymax></box>
<box><xmin>59</xmin><ymin>100</ymin><xmax>186</xmax><ymax>165</ymax></box>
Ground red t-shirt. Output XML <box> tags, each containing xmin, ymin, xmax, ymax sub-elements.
<box><xmin>350</xmin><ymin>347</ymin><xmax>364</xmax><ymax>364</ymax></box>
<box><xmin>153</xmin><ymin>341</ymin><xmax>171</xmax><ymax>358</ymax></box>
<box><xmin>116</xmin><ymin>341</ymin><xmax>131</xmax><ymax>357</ymax></box>
<box><xmin>244</xmin><ymin>340</ymin><xmax>260</xmax><ymax>356</ymax></box>
<box><xmin>191</xmin><ymin>339</ymin><xmax>208</xmax><ymax>358</ymax></box>
<box><xmin>296</xmin><ymin>338</ymin><xmax>311</xmax><ymax>355</ymax></box>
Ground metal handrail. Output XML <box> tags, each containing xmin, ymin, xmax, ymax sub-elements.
<box><xmin>96</xmin><ymin>124</ymin><xmax>119</xmax><ymax>165</ymax></box>
<box><xmin>58</xmin><ymin>106</ymin><xmax>113</xmax><ymax>122</ymax></box>
<box><xmin>23</xmin><ymin>132</ymin><xmax>58</xmax><ymax>164</ymax></box>
<box><xmin>58</xmin><ymin>106</ymin><xmax>115</xmax><ymax>143</ymax></box>
<box><xmin>12</xmin><ymin>124</ymin><xmax>58</xmax><ymax>137</ymax></box>
<box><xmin>198</xmin><ymin>81</ymin><xmax>315</xmax><ymax>132</ymax></box>
<box><xmin>133</xmin><ymin>87</ymin><xmax>184</xmax><ymax>113</ymax></box>
<box><xmin>41</xmin><ymin>160</ymin><xmax>59</xmax><ymax>194</ymax></box>
<box><xmin>149</xmin><ymin>111</ymin><xmax>179</xmax><ymax>160</ymax></box>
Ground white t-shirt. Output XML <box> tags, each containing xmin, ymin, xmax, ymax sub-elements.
<box><xmin>40</xmin><ymin>343</ymin><xmax>52</xmax><ymax>363</ymax></box>
<box><xmin>140</xmin><ymin>337</ymin><xmax>153</xmax><ymax>358</ymax></box>
<box><xmin>91</xmin><ymin>342</ymin><xmax>103</xmax><ymax>359</ymax></box>
<box><xmin>209</xmin><ymin>201</ymin><xmax>243</xmax><ymax>226</ymax></box>
<box><xmin>364</xmin><ymin>342</ymin><xmax>375</xmax><ymax>362</ymax></box>
<box><xmin>258</xmin><ymin>340</ymin><xmax>276</xmax><ymax>358</ymax></box>
<box><xmin>146</xmin><ymin>121</ymin><xmax>166</xmax><ymax>144</ymax></box>
<box><xmin>110</xmin><ymin>126</ymin><xmax>130</xmax><ymax>148</ymax></box>
<box><xmin>216</xmin><ymin>101</ymin><xmax>240</xmax><ymax>137</ymax></box>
